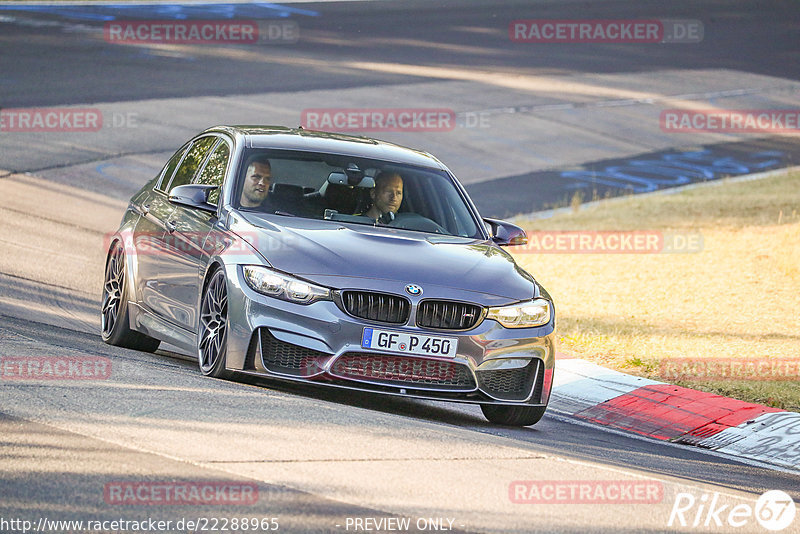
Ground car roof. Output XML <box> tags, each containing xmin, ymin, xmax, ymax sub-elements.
<box><xmin>201</xmin><ymin>125</ymin><xmax>448</xmax><ymax>170</ymax></box>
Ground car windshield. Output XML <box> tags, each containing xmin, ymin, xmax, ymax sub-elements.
<box><xmin>234</xmin><ymin>149</ymin><xmax>482</xmax><ymax>238</ymax></box>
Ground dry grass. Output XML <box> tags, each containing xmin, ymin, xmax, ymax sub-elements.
<box><xmin>510</xmin><ymin>172</ymin><xmax>800</xmax><ymax>411</ymax></box>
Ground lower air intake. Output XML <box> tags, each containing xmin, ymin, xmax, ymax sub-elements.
<box><xmin>330</xmin><ymin>352</ymin><xmax>475</xmax><ymax>390</ymax></box>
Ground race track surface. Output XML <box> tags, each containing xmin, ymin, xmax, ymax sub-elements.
<box><xmin>1</xmin><ymin>1</ymin><xmax>798</xmax><ymax>532</ymax></box>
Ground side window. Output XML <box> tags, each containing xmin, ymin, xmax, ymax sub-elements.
<box><xmin>166</xmin><ymin>136</ymin><xmax>217</xmax><ymax>192</ymax></box>
<box><xmin>155</xmin><ymin>142</ymin><xmax>190</xmax><ymax>192</ymax></box>
<box><xmin>193</xmin><ymin>140</ymin><xmax>230</xmax><ymax>205</ymax></box>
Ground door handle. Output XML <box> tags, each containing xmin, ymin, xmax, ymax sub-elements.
<box><xmin>166</xmin><ymin>220</ymin><xmax>177</xmax><ymax>233</ymax></box>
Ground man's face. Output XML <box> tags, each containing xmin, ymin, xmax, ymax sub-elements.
<box><xmin>371</xmin><ymin>175</ymin><xmax>403</xmax><ymax>215</ymax></box>
<box><xmin>241</xmin><ymin>162</ymin><xmax>271</xmax><ymax>207</ymax></box>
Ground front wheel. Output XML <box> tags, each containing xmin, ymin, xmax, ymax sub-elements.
<box><xmin>481</xmin><ymin>404</ymin><xmax>547</xmax><ymax>426</ymax></box>
<box><xmin>198</xmin><ymin>267</ymin><xmax>232</xmax><ymax>379</ymax></box>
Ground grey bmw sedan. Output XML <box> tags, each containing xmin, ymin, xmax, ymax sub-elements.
<box><xmin>102</xmin><ymin>125</ymin><xmax>555</xmax><ymax>426</ymax></box>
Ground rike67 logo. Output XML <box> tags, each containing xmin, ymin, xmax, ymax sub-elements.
<box><xmin>669</xmin><ymin>490</ymin><xmax>796</xmax><ymax>531</ymax></box>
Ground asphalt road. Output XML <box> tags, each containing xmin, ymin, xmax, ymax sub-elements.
<box><xmin>2</xmin><ymin>0</ymin><xmax>800</xmax><ymax>214</ymax></box>
<box><xmin>1</xmin><ymin>309</ymin><xmax>799</xmax><ymax>533</ymax></box>
<box><xmin>1</xmin><ymin>1</ymin><xmax>799</xmax><ymax>532</ymax></box>
<box><xmin>1</xmin><ymin>0</ymin><xmax>799</xmax><ymax>107</ymax></box>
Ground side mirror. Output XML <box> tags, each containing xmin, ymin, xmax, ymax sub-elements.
<box><xmin>168</xmin><ymin>184</ymin><xmax>218</xmax><ymax>214</ymax></box>
<box><xmin>327</xmin><ymin>172</ymin><xmax>375</xmax><ymax>188</ymax></box>
<box><xmin>484</xmin><ymin>218</ymin><xmax>527</xmax><ymax>246</ymax></box>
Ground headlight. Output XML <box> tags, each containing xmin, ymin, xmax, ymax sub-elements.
<box><xmin>242</xmin><ymin>266</ymin><xmax>330</xmax><ymax>304</ymax></box>
<box><xmin>487</xmin><ymin>298</ymin><xmax>551</xmax><ymax>328</ymax></box>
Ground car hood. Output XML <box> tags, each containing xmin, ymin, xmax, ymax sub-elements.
<box><xmin>232</xmin><ymin>213</ymin><xmax>537</xmax><ymax>301</ymax></box>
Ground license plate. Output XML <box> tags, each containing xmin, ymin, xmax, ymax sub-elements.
<box><xmin>361</xmin><ymin>328</ymin><xmax>458</xmax><ymax>359</ymax></box>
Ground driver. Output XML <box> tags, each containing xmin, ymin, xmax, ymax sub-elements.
<box><xmin>240</xmin><ymin>157</ymin><xmax>273</xmax><ymax>209</ymax></box>
<box><xmin>364</xmin><ymin>171</ymin><xmax>403</xmax><ymax>221</ymax></box>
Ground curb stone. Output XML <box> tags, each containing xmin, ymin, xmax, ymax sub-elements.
<box><xmin>551</xmin><ymin>357</ymin><xmax>800</xmax><ymax>472</ymax></box>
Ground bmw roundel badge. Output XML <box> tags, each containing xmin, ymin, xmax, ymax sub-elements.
<box><xmin>405</xmin><ymin>284</ymin><xmax>423</xmax><ymax>296</ymax></box>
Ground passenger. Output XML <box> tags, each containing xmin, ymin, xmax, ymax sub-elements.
<box><xmin>364</xmin><ymin>171</ymin><xmax>403</xmax><ymax>221</ymax></box>
<box><xmin>240</xmin><ymin>157</ymin><xmax>273</xmax><ymax>209</ymax></box>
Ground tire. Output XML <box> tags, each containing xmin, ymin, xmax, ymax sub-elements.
<box><xmin>198</xmin><ymin>267</ymin><xmax>233</xmax><ymax>379</ymax></box>
<box><xmin>101</xmin><ymin>241</ymin><xmax>161</xmax><ymax>352</ymax></box>
<box><xmin>480</xmin><ymin>404</ymin><xmax>547</xmax><ymax>426</ymax></box>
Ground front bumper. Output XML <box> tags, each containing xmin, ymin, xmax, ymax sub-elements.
<box><xmin>224</xmin><ymin>264</ymin><xmax>555</xmax><ymax>406</ymax></box>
